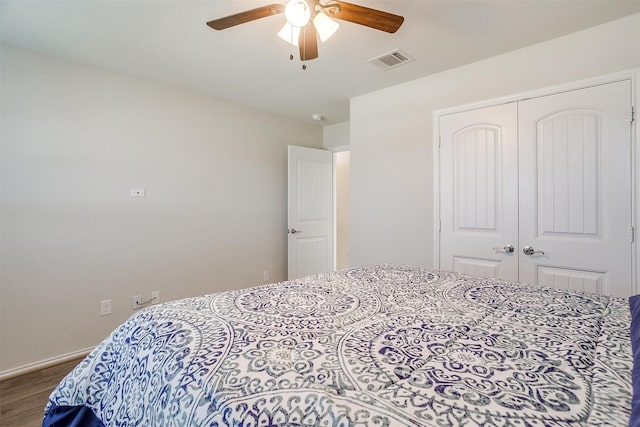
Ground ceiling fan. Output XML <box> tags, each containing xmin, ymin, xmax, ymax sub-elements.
<box><xmin>206</xmin><ymin>0</ymin><xmax>404</xmax><ymax>66</ymax></box>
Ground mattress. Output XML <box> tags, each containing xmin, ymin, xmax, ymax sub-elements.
<box><xmin>44</xmin><ymin>265</ymin><xmax>634</xmax><ymax>426</ymax></box>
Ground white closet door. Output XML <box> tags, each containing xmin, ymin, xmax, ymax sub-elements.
<box><xmin>518</xmin><ymin>81</ymin><xmax>632</xmax><ymax>297</ymax></box>
<box><xmin>439</xmin><ymin>103</ymin><xmax>519</xmax><ymax>281</ymax></box>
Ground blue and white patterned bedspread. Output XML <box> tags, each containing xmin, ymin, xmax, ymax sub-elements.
<box><xmin>45</xmin><ymin>265</ymin><xmax>633</xmax><ymax>426</ymax></box>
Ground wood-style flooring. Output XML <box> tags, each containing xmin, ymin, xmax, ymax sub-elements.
<box><xmin>0</xmin><ymin>358</ymin><xmax>82</xmax><ymax>427</ymax></box>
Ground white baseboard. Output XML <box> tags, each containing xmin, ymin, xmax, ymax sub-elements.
<box><xmin>0</xmin><ymin>347</ymin><xmax>94</xmax><ymax>381</ymax></box>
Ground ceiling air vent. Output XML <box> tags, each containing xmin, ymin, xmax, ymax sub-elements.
<box><xmin>368</xmin><ymin>49</ymin><xmax>414</xmax><ymax>71</ymax></box>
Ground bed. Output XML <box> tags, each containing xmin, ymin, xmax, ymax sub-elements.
<box><xmin>44</xmin><ymin>265</ymin><xmax>636</xmax><ymax>426</ymax></box>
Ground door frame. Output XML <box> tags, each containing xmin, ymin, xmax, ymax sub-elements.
<box><xmin>433</xmin><ymin>69</ymin><xmax>639</xmax><ymax>294</ymax></box>
<box><xmin>327</xmin><ymin>144</ymin><xmax>351</xmax><ymax>271</ymax></box>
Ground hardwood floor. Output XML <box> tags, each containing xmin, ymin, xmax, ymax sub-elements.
<box><xmin>0</xmin><ymin>358</ymin><xmax>83</xmax><ymax>427</ymax></box>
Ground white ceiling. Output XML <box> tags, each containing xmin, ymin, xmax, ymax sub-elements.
<box><xmin>2</xmin><ymin>1</ymin><xmax>639</xmax><ymax>125</ymax></box>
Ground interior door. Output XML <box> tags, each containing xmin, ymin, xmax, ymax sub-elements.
<box><xmin>287</xmin><ymin>145</ymin><xmax>333</xmax><ymax>280</ymax></box>
<box><xmin>518</xmin><ymin>81</ymin><xmax>633</xmax><ymax>297</ymax></box>
<box><xmin>439</xmin><ymin>103</ymin><xmax>519</xmax><ymax>281</ymax></box>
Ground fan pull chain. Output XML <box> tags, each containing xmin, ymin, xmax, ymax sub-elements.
<box><xmin>284</xmin><ymin>23</ymin><xmax>307</xmax><ymax>70</ymax></box>
<box><xmin>301</xmin><ymin>25</ymin><xmax>307</xmax><ymax>70</ymax></box>
<box><xmin>289</xmin><ymin>23</ymin><xmax>294</xmax><ymax>61</ymax></box>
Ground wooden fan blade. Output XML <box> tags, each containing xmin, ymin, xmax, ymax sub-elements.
<box><xmin>325</xmin><ymin>1</ymin><xmax>404</xmax><ymax>33</ymax></box>
<box><xmin>299</xmin><ymin>23</ymin><xmax>318</xmax><ymax>61</ymax></box>
<box><xmin>206</xmin><ymin>4</ymin><xmax>284</xmax><ymax>30</ymax></box>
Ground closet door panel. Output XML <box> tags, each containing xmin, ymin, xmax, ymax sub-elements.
<box><xmin>537</xmin><ymin>111</ymin><xmax>600</xmax><ymax>236</ymax></box>
<box><xmin>518</xmin><ymin>80</ymin><xmax>632</xmax><ymax>297</ymax></box>
<box><xmin>439</xmin><ymin>103</ymin><xmax>518</xmax><ymax>281</ymax></box>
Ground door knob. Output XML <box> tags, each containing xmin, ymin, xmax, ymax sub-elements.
<box><xmin>523</xmin><ymin>246</ymin><xmax>545</xmax><ymax>256</ymax></box>
<box><xmin>493</xmin><ymin>244</ymin><xmax>514</xmax><ymax>254</ymax></box>
<box><xmin>289</xmin><ymin>228</ymin><xmax>301</xmax><ymax>234</ymax></box>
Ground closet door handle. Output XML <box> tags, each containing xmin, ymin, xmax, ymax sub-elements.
<box><xmin>493</xmin><ymin>244</ymin><xmax>514</xmax><ymax>254</ymax></box>
<box><xmin>523</xmin><ymin>246</ymin><xmax>545</xmax><ymax>256</ymax></box>
<box><xmin>289</xmin><ymin>228</ymin><xmax>301</xmax><ymax>234</ymax></box>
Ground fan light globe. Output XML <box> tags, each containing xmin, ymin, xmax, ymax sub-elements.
<box><xmin>277</xmin><ymin>22</ymin><xmax>301</xmax><ymax>46</ymax></box>
<box><xmin>313</xmin><ymin>12</ymin><xmax>339</xmax><ymax>42</ymax></box>
<box><xmin>284</xmin><ymin>0</ymin><xmax>311</xmax><ymax>27</ymax></box>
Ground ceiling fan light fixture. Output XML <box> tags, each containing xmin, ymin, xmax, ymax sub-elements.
<box><xmin>284</xmin><ymin>0</ymin><xmax>311</xmax><ymax>27</ymax></box>
<box><xmin>277</xmin><ymin>22</ymin><xmax>301</xmax><ymax>46</ymax></box>
<box><xmin>313</xmin><ymin>12</ymin><xmax>339</xmax><ymax>42</ymax></box>
<box><xmin>207</xmin><ymin>1</ymin><xmax>404</xmax><ymax>63</ymax></box>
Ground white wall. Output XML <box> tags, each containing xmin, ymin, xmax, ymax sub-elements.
<box><xmin>0</xmin><ymin>45</ymin><xmax>323</xmax><ymax>372</ymax></box>
<box><xmin>323</xmin><ymin>121</ymin><xmax>349</xmax><ymax>149</ymax></box>
<box><xmin>350</xmin><ymin>13</ymin><xmax>640</xmax><ymax>269</ymax></box>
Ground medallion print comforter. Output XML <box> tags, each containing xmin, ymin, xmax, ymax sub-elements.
<box><xmin>44</xmin><ymin>265</ymin><xmax>633</xmax><ymax>426</ymax></box>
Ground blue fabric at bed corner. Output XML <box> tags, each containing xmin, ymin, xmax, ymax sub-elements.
<box><xmin>629</xmin><ymin>295</ymin><xmax>640</xmax><ymax>427</ymax></box>
<box><xmin>42</xmin><ymin>405</ymin><xmax>105</xmax><ymax>427</ymax></box>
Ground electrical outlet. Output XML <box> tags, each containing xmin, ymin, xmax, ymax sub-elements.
<box><xmin>132</xmin><ymin>295</ymin><xmax>141</xmax><ymax>310</ymax></box>
<box><xmin>263</xmin><ymin>270</ymin><xmax>270</xmax><ymax>282</ymax></box>
<box><xmin>100</xmin><ymin>299</ymin><xmax>112</xmax><ymax>316</ymax></box>
<box><xmin>151</xmin><ymin>291</ymin><xmax>160</xmax><ymax>304</ymax></box>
